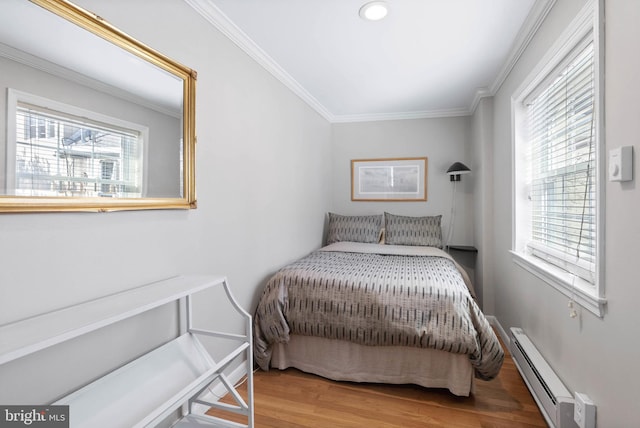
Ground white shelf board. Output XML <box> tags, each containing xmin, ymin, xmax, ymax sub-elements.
<box><xmin>0</xmin><ymin>274</ymin><xmax>226</xmax><ymax>365</ymax></box>
<box><xmin>55</xmin><ymin>333</ymin><xmax>216</xmax><ymax>427</ymax></box>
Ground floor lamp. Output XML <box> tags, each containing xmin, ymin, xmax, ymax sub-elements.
<box><xmin>445</xmin><ymin>162</ymin><xmax>471</xmax><ymax>248</ymax></box>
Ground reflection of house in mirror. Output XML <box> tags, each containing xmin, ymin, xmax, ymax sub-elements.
<box><xmin>0</xmin><ymin>52</ymin><xmax>182</xmax><ymax>198</ymax></box>
<box><xmin>0</xmin><ymin>0</ymin><xmax>185</xmax><ymax>201</ymax></box>
<box><xmin>15</xmin><ymin>100</ymin><xmax>143</xmax><ymax>198</ymax></box>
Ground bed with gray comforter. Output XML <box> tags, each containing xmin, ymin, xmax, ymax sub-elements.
<box><xmin>253</xmin><ymin>242</ymin><xmax>504</xmax><ymax>382</ymax></box>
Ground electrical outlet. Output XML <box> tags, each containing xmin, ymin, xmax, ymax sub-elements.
<box><xmin>574</xmin><ymin>392</ymin><xmax>596</xmax><ymax>428</ymax></box>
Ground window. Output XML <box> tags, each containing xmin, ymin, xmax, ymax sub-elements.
<box><xmin>527</xmin><ymin>39</ymin><xmax>596</xmax><ymax>283</ymax></box>
<box><xmin>512</xmin><ymin>0</ymin><xmax>605</xmax><ymax>317</ymax></box>
<box><xmin>7</xmin><ymin>90</ymin><xmax>147</xmax><ymax>198</ymax></box>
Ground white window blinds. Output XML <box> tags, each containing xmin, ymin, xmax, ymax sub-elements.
<box><xmin>525</xmin><ymin>38</ymin><xmax>596</xmax><ymax>284</ymax></box>
<box><xmin>15</xmin><ymin>103</ymin><xmax>143</xmax><ymax>198</ymax></box>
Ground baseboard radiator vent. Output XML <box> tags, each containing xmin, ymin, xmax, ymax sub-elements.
<box><xmin>510</xmin><ymin>328</ymin><xmax>577</xmax><ymax>428</ymax></box>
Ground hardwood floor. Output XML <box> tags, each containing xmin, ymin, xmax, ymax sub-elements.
<box><xmin>208</xmin><ymin>339</ymin><xmax>546</xmax><ymax>427</ymax></box>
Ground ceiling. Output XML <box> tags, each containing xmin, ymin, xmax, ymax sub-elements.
<box><xmin>187</xmin><ymin>0</ymin><xmax>553</xmax><ymax>123</ymax></box>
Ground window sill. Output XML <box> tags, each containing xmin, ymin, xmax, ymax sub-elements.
<box><xmin>511</xmin><ymin>251</ymin><xmax>606</xmax><ymax>318</ymax></box>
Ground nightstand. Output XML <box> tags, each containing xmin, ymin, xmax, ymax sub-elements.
<box><xmin>446</xmin><ymin>245</ymin><xmax>478</xmax><ymax>253</ymax></box>
<box><xmin>446</xmin><ymin>245</ymin><xmax>479</xmax><ymax>304</ymax></box>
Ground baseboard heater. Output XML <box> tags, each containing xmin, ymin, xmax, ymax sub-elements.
<box><xmin>510</xmin><ymin>327</ymin><xmax>577</xmax><ymax>428</ymax></box>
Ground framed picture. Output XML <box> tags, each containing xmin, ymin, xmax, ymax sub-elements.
<box><xmin>351</xmin><ymin>157</ymin><xmax>427</xmax><ymax>201</ymax></box>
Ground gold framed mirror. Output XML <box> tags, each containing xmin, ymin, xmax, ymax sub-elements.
<box><xmin>0</xmin><ymin>0</ymin><xmax>196</xmax><ymax>212</ymax></box>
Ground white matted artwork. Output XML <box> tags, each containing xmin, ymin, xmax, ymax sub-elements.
<box><xmin>351</xmin><ymin>157</ymin><xmax>427</xmax><ymax>201</ymax></box>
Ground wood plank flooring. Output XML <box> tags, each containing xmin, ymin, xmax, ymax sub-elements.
<box><xmin>208</xmin><ymin>337</ymin><xmax>546</xmax><ymax>427</ymax></box>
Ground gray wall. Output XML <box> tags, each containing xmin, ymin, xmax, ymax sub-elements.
<box><xmin>331</xmin><ymin>117</ymin><xmax>474</xmax><ymax>246</ymax></box>
<box><xmin>0</xmin><ymin>0</ymin><xmax>332</xmax><ymax>404</ymax></box>
<box><xmin>485</xmin><ymin>0</ymin><xmax>640</xmax><ymax>426</ymax></box>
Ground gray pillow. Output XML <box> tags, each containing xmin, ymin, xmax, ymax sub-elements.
<box><xmin>326</xmin><ymin>213</ymin><xmax>383</xmax><ymax>245</ymax></box>
<box><xmin>384</xmin><ymin>213</ymin><xmax>442</xmax><ymax>247</ymax></box>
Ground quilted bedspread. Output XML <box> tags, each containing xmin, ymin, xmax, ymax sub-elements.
<box><xmin>253</xmin><ymin>242</ymin><xmax>504</xmax><ymax>380</ymax></box>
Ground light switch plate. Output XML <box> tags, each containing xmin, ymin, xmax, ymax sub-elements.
<box><xmin>609</xmin><ymin>146</ymin><xmax>633</xmax><ymax>182</ymax></box>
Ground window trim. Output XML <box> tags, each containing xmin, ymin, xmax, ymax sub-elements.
<box><xmin>6</xmin><ymin>88</ymin><xmax>149</xmax><ymax>197</ymax></box>
<box><xmin>511</xmin><ymin>0</ymin><xmax>606</xmax><ymax>317</ymax></box>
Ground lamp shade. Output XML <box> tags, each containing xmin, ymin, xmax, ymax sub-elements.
<box><xmin>446</xmin><ymin>162</ymin><xmax>470</xmax><ymax>181</ymax></box>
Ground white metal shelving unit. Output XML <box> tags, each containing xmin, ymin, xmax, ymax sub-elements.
<box><xmin>0</xmin><ymin>274</ymin><xmax>254</xmax><ymax>428</ymax></box>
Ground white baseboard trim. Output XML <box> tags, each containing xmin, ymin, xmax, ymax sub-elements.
<box><xmin>190</xmin><ymin>362</ymin><xmax>248</xmax><ymax>414</ymax></box>
<box><xmin>486</xmin><ymin>315</ymin><xmax>510</xmax><ymax>348</ymax></box>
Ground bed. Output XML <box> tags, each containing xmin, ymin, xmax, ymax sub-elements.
<box><xmin>253</xmin><ymin>213</ymin><xmax>504</xmax><ymax>396</ymax></box>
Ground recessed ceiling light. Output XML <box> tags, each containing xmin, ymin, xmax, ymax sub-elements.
<box><xmin>359</xmin><ymin>1</ymin><xmax>389</xmax><ymax>21</ymax></box>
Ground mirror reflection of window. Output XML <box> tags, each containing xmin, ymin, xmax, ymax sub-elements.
<box><xmin>10</xmin><ymin>92</ymin><xmax>147</xmax><ymax>198</ymax></box>
<box><xmin>0</xmin><ymin>0</ymin><xmax>195</xmax><ymax>211</ymax></box>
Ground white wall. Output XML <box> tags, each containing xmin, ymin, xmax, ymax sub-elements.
<box><xmin>331</xmin><ymin>117</ymin><xmax>474</xmax><ymax>246</ymax></box>
<box><xmin>0</xmin><ymin>0</ymin><xmax>332</xmax><ymax>405</ymax></box>
<box><xmin>488</xmin><ymin>0</ymin><xmax>640</xmax><ymax>426</ymax></box>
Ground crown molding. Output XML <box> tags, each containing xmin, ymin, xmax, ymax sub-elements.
<box><xmin>188</xmin><ymin>0</ymin><xmax>556</xmax><ymax>122</ymax></box>
<box><xmin>186</xmin><ymin>0</ymin><xmax>469</xmax><ymax>123</ymax></box>
<box><xmin>185</xmin><ymin>0</ymin><xmax>334</xmax><ymax>122</ymax></box>
<box><xmin>331</xmin><ymin>108</ymin><xmax>471</xmax><ymax>123</ymax></box>
<box><xmin>468</xmin><ymin>0</ymin><xmax>557</xmax><ymax>114</ymax></box>
<box><xmin>468</xmin><ymin>87</ymin><xmax>493</xmax><ymax>115</ymax></box>
<box><xmin>490</xmin><ymin>0</ymin><xmax>557</xmax><ymax>95</ymax></box>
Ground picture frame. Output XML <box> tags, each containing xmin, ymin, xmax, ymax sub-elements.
<box><xmin>351</xmin><ymin>157</ymin><xmax>427</xmax><ymax>201</ymax></box>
